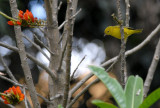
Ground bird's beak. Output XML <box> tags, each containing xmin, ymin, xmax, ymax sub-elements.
<box><xmin>104</xmin><ymin>33</ymin><xmax>107</xmax><ymax>37</ymax></box>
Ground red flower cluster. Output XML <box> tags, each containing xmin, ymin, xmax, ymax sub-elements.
<box><xmin>8</xmin><ymin>9</ymin><xmax>43</xmax><ymax>27</ymax></box>
<box><xmin>1</xmin><ymin>86</ymin><xmax>25</xmax><ymax>105</ymax></box>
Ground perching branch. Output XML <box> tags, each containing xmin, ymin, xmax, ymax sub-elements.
<box><xmin>143</xmin><ymin>37</ymin><xmax>160</xmax><ymax>98</ymax></box>
<box><xmin>9</xmin><ymin>0</ymin><xmax>41</xmax><ymax>107</ymax></box>
<box><xmin>125</xmin><ymin>0</ymin><xmax>130</xmax><ymax>27</ymax></box>
<box><xmin>116</xmin><ymin>0</ymin><xmax>127</xmax><ymax>87</ymax></box>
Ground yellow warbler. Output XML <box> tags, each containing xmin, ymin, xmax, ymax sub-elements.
<box><xmin>104</xmin><ymin>26</ymin><xmax>142</xmax><ymax>40</ymax></box>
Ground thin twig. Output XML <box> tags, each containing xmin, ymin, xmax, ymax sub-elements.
<box><xmin>71</xmin><ymin>8</ymin><xmax>81</xmax><ymax>19</ymax></box>
<box><xmin>58</xmin><ymin>1</ymin><xmax>63</xmax><ymax>11</ymax></box>
<box><xmin>57</xmin><ymin>37</ymin><xmax>68</xmax><ymax>71</ymax></box>
<box><xmin>69</xmin><ymin>72</ymin><xmax>93</xmax><ymax>100</ymax></box>
<box><xmin>0</xmin><ymin>75</ymin><xmax>22</xmax><ymax>87</ymax></box>
<box><xmin>50</xmin><ymin>94</ymin><xmax>63</xmax><ymax>101</ymax></box>
<box><xmin>38</xmin><ymin>27</ymin><xmax>47</xmax><ymax>36</ymax></box>
<box><xmin>58</xmin><ymin>20</ymin><xmax>68</xmax><ymax>30</ymax></box>
<box><xmin>143</xmin><ymin>37</ymin><xmax>160</xmax><ymax>98</ymax></box>
<box><xmin>0</xmin><ymin>11</ymin><xmax>17</xmax><ymax>21</ymax></box>
<box><xmin>33</xmin><ymin>34</ymin><xmax>54</xmax><ymax>55</ymax></box>
<box><xmin>23</xmin><ymin>34</ymin><xmax>50</xmax><ymax>61</ymax></box>
<box><xmin>36</xmin><ymin>93</ymin><xmax>52</xmax><ymax>104</ymax></box>
<box><xmin>23</xmin><ymin>87</ymin><xmax>29</xmax><ymax>108</ymax></box>
<box><xmin>70</xmin><ymin>55</ymin><xmax>86</xmax><ymax>80</ymax></box>
<box><xmin>0</xmin><ymin>54</ymin><xmax>18</xmax><ymax>82</ymax></box>
<box><xmin>67</xmin><ymin>78</ymin><xmax>99</xmax><ymax>108</ymax></box>
<box><xmin>69</xmin><ymin>56</ymin><xmax>121</xmax><ymax>104</ymax></box>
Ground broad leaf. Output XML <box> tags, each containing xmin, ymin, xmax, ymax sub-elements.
<box><xmin>139</xmin><ymin>88</ymin><xmax>160</xmax><ymax>108</ymax></box>
<box><xmin>124</xmin><ymin>75</ymin><xmax>143</xmax><ymax>108</ymax></box>
<box><xmin>88</xmin><ymin>65</ymin><xmax>126</xmax><ymax>108</ymax></box>
<box><xmin>92</xmin><ymin>100</ymin><xmax>117</xmax><ymax>108</ymax></box>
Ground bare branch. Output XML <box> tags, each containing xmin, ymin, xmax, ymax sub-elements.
<box><xmin>58</xmin><ymin>37</ymin><xmax>68</xmax><ymax>71</ymax></box>
<box><xmin>23</xmin><ymin>87</ymin><xmax>29</xmax><ymax>108</ymax></box>
<box><xmin>0</xmin><ymin>54</ymin><xmax>17</xmax><ymax>82</ymax></box>
<box><xmin>33</xmin><ymin>34</ymin><xmax>54</xmax><ymax>55</ymax></box>
<box><xmin>63</xmin><ymin>0</ymin><xmax>74</xmax><ymax>107</ymax></box>
<box><xmin>67</xmin><ymin>78</ymin><xmax>99</xmax><ymax>108</ymax></box>
<box><xmin>58</xmin><ymin>1</ymin><xmax>63</xmax><ymax>12</ymax></box>
<box><xmin>23</xmin><ymin>34</ymin><xmax>50</xmax><ymax>61</ymax></box>
<box><xmin>143</xmin><ymin>37</ymin><xmax>160</xmax><ymax>98</ymax></box>
<box><xmin>125</xmin><ymin>0</ymin><xmax>130</xmax><ymax>27</ymax></box>
<box><xmin>71</xmin><ymin>8</ymin><xmax>81</xmax><ymax>19</ymax></box>
<box><xmin>58</xmin><ymin>8</ymin><xmax>81</xmax><ymax>31</ymax></box>
<box><xmin>0</xmin><ymin>75</ymin><xmax>22</xmax><ymax>87</ymax></box>
<box><xmin>116</xmin><ymin>0</ymin><xmax>127</xmax><ymax>88</ymax></box>
<box><xmin>45</xmin><ymin>0</ymin><xmax>64</xmax><ymax>107</ymax></box>
<box><xmin>69</xmin><ymin>72</ymin><xmax>93</xmax><ymax>100</ymax></box>
<box><xmin>50</xmin><ymin>94</ymin><xmax>63</xmax><ymax>101</ymax></box>
<box><xmin>58</xmin><ymin>20</ymin><xmax>68</xmax><ymax>30</ymax></box>
<box><xmin>70</xmin><ymin>55</ymin><xmax>86</xmax><ymax>80</ymax></box>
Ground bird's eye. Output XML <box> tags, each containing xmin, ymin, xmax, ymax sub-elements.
<box><xmin>107</xmin><ymin>31</ymin><xmax>109</xmax><ymax>33</ymax></box>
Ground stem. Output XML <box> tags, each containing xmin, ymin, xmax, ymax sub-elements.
<box><xmin>0</xmin><ymin>11</ymin><xmax>17</xmax><ymax>21</ymax></box>
<box><xmin>143</xmin><ymin>37</ymin><xmax>160</xmax><ymax>98</ymax></box>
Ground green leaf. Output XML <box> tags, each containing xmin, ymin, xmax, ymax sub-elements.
<box><xmin>139</xmin><ymin>88</ymin><xmax>160</xmax><ymax>108</ymax></box>
<box><xmin>88</xmin><ymin>65</ymin><xmax>126</xmax><ymax>108</ymax></box>
<box><xmin>58</xmin><ymin>104</ymin><xmax>64</xmax><ymax>108</ymax></box>
<box><xmin>92</xmin><ymin>100</ymin><xmax>117</xmax><ymax>108</ymax></box>
<box><xmin>124</xmin><ymin>75</ymin><xmax>143</xmax><ymax>108</ymax></box>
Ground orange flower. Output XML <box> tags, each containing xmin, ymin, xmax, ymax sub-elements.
<box><xmin>7</xmin><ymin>21</ymin><xmax>14</xmax><ymax>25</ymax></box>
<box><xmin>16</xmin><ymin>21</ymin><xmax>21</xmax><ymax>25</ymax></box>
<box><xmin>23</xmin><ymin>9</ymin><xmax>34</xmax><ymax>22</ymax></box>
<box><xmin>1</xmin><ymin>86</ymin><xmax>25</xmax><ymax>105</ymax></box>
<box><xmin>18</xmin><ymin>10</ymin><xmax>23</xmax><ymax>19</ymax></box>
<box><xmin>7</xmin><ymin>9</ymin><xmax>45</xmax><ymax>27</ymax></box>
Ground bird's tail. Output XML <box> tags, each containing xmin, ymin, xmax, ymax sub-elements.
<box><xmin>134</xmin><ymin>29</ymin><xmax>143</xmax><ymax>34</ymax></box>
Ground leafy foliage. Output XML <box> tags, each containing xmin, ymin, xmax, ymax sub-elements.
<box><xmin>88</xmin><ymin>65</ymin><xmax>160</xmax><ymax>108</ymax></box>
